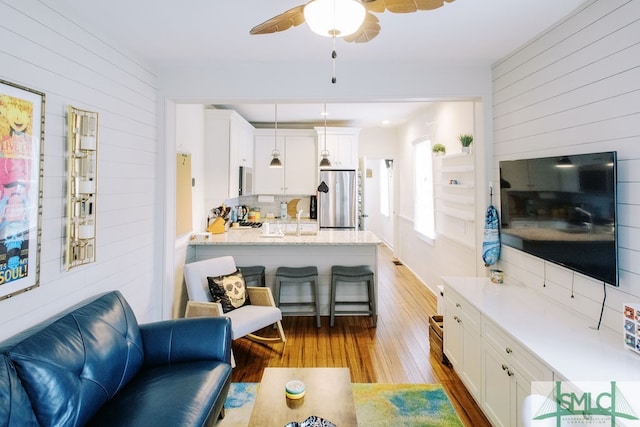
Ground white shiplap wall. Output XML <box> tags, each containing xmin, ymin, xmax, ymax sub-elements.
<box><xmin>491</xmin><ymin>0</ymin><xmax>640</xmax><ymax>335</ymax></box>
<box><xmin>0</xmin><ymin>0</ymin><xmax>160</xmax><ymax>341</ymax></box>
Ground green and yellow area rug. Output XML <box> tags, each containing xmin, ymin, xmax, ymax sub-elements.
<box><xmin>217</xmin><ymin>382</ymin><xmax>463</xmax><ymax>426</ymax></box>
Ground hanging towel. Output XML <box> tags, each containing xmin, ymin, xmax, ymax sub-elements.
<box><xmin>482</xmin><ymin>205</ymin><xmax>501</xmax><ymax>266</ymax></box>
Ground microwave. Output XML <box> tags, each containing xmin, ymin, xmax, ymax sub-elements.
<box><xmin>239</xmin><ymin>166</ymin><xmax>253</xmax><ymax>196</ymax></box>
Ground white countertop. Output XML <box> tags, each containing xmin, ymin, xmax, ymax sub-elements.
<box><xmin>189</xmin><ymin>229</ymin><xmax>382</xmax><ymax>246</ymax></box>
<box><xmin>442</xmin><ymin>276</ymin><xmax>640</xmax><ymax>381</ymax></box>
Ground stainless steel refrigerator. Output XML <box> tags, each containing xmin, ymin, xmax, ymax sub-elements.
<box><xmin>318</xmin><ymin>169</ymin><xmax>357</xmax><ymax>229</ymax></box>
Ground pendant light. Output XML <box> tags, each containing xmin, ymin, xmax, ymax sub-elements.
<box><xmin>269</xmin><ymin>104</ymin><xmax>283</xmax><ymax>168</ymax></box>
<box><xmin>319</xmin><ymin>103</ymin><xmax>332</xmax><ymax>167</ymax></box>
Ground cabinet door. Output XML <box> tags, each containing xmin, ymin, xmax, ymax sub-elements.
<box><xmin>254</xmin><ymin>135</ymin><xmax>285</xmax><ymax>194</ymax></box>
<box><xmin>204</xmin><ymin>111</ymin><xmax>231</xmax><ymax>208</ymax></box>
<box><xmin>461</xmin><ymin>323</ymin><xmax>482</xmax><ymax>400</ymax></box>
<box><xmin>482</xmin><ymin>342</ymin><xmax>512</xmax><ymax>427</ymax></box>
<box><xmin>236</xmin><ymin>119</ymin><xmax>254</xmax><ymax>167</ymax></box>
<box><xmin>443</xmin><ymin>298</ymin><xmax>462</xmax><ymax>369</ymax></box>
<box><xmin>284</xmin><ymin>136</ymin><xmax>316</xmax><ymax>194</ymax></box>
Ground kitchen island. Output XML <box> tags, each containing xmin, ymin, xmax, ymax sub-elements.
<box><xmin>187</xmin><ymin>229</ymin><xmax>381</xmax><ymax>317</ymax></box>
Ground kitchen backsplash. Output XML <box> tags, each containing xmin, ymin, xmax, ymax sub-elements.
<box><xmin>223</xmin><ymin>194</ymin><xmax>315</xmax><ymax>220</ymax></box>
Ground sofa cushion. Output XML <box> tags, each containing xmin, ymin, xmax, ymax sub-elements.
<box><xmin>0</xmin><ymin>354</ymin><xmax>38</xmax><ymax>426</ymax></box>
<box><xmin>7</xmin><ymin>291</ymin><xmax>144</xmax><ymax>427</ymax></box>
<box><xmin>87</xmin><ymin>361</ymin><xmax>232</xmax><ymax>426</ymax></box>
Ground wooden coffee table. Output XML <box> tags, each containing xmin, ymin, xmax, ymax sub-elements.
<box><xmin>248</xmin><ymin>367</ymin><xmax>358</xmax><ymax>426</ymax></box>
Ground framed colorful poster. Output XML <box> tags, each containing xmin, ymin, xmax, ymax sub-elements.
<box><xmin>0</xmin><ymin>80</ymin><xmax>45</xmax><ymax>300</ymax></box>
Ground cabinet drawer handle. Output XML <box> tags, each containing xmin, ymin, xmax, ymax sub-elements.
<box><xmin>505</xmin><ymin>347</ymin><xmax>513</xmax><ymax>354</ymax></box>
<box><xmin>501</xmin><ymin>364</ymin><xmax>508</xmax><ymax>371</ymax></box>
<box><xmin>453</xmin><ymin>315</ymin><xmax>462</xmax><ymax>323</ymax></box>
<box><xmin>507</xmin><ymin>369</ymin><xmax>514</xmax><ymax>377</ymax></box>
<box><xmin>456</xmin><ymin>303</ymin><xmax>461</xmax><ymax>308</ymax></box>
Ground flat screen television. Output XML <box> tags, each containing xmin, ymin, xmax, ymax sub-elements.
<box><xmin>499</xmin><ymin>151</ymin><xmax>618</xmax><ymax>286</ymax></box>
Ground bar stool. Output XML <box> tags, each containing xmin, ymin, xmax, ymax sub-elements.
<box><xmin>275</xmin><ymin>266</ymin><xmax>321</xmax><ymax>328</ymax></box>
<box><xmin>238</xmin><ymin>265</ymin><xmax>266</xmax><ymax>287</ymax></box>
<box><xmin>330</xmin><ymin>265</ymin><xmax>376</xmax><ymax>327</ymax></box>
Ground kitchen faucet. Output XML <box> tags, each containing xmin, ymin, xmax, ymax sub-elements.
<box><xmin>296</xmin><ymin>209</ymin><xmax>303</xmax><ymax>236</ymax></box>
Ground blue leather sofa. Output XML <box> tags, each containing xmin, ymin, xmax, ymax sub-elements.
<box><xmin>0</xmin><ymin>291</ymin><xmax>233</xmax><ymax>426</ymax></box>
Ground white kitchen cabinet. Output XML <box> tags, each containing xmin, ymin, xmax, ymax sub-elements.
<box><xmin>204</xmin><ymin>109</ymin><xmax>254</xmax><ymax>207</ymax></box>
<box><xmin>481</xmin><ymin>318</ymin><xmax>553</xmax><ymax>427</ymax></box>
<box><xmin>315</xmin><ymin>127</ymin><xmax>360</xmax><ymax>169</ymax></box>
<box><xmin>254</xmin><ymin>129</ymin><xmax>317</xmax><ymax>195</ymax></box>
<box><xmin>443</xmin><ymin>286</ymin><xmax>482</xmax><ymax>401</ymax></box>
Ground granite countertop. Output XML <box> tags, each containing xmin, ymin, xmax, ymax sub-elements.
<box><xmin>442</xmin><ymin>276</ymin><xmax>640</xmax><ymax>381</ymax></box>
<box><xmin>189</xmin><ymin>229</ymin><xmax>382</xmax><ymax>246</ymax></box>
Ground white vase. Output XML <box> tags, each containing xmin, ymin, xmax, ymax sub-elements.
<box><xmin>462</xmin><ymin>146</ymin><xmax>472</xmax><ymax>154</ymax></box>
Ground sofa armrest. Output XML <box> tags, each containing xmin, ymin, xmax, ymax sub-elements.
<box><xmin>139</xmin><ymin>317</ymin><xmax>232</xmax><ymax>367</ymax></box>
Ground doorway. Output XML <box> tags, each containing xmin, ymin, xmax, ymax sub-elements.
<box><xmin>364</xmin><ymin>158</ymin><xmax>394</xmax><ymax>248</ymax></box>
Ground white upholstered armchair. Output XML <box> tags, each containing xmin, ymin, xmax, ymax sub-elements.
<box><xmin>183</xmin><ymin>256</ymin><xmax>286</xmax><ymax>364</ymax></box>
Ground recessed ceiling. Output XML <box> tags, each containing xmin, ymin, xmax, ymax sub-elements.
<box><xmin>212</xmin><ymin>102</ymin><xmax>439</xmax><ymax>129</ymax></box>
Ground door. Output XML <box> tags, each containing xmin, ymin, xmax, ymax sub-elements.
<box><xmin>364</xmin><ymin>158</ymin><xmax>394</xmax><ymax>245</ymax></box>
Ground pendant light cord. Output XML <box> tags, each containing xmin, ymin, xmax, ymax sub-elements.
<box><xmin>331</xmin><ymin>34</ymin><xmax>337</xmax><ymax>84</ymax></box>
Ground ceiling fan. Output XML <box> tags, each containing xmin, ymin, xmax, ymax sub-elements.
<box><xmin>250</xmin><ymin>0</ymin><xmax>456</xmax><ymax>43</ymax></box>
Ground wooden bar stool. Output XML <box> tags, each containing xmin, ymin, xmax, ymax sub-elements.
<box><xmin>275</xmin><ymin>266</ymin><xmax>321</xmax><ymax>328</ymax></box>
<box><xmin>238</xmin><ymin>265</ymin><xmax>266</xmax><ymax>287</ymax></box>
<box><xmin>330</xmin><ymin>265</ymin><xmax>376</xmax><ymax>327</ymax></box>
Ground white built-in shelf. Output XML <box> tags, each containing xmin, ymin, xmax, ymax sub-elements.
<box><xmin>437</xmin><ymin>231</ymin><xmax>475</xmax><ymax>249</ymax></box>
<box><xmin>437</xmin><ymin>194</ymin><xmax>475</xmax><ymax>205</ymax></box>
<box><xmin>437</xmin><ymin>207</ymin><xmax>475</xmax><ymax>222</ymax></box>
<box><xmin>441</xmin><ymin>165</ymin><xmax>474</xmax><ymax>173</ymax></box>
<box><xmin>441</xmin><ymin>152</ymin><xmax>473</xmax><ymax>159</ymax></box>
<box><xmin>440</xmin><ymin>182</ymin><xmax>475</xmax><ymax>189</ymax></box>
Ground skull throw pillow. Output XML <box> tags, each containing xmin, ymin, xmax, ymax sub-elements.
<box><xmin>207</xmin><ymin>269</ymin><xmax>251</xmax><ymax>313</ymax></box>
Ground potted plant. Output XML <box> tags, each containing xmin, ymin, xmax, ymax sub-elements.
<box><xmin>432</xmin><ymin>143</ymin><xmax>446</xmax><ymax>156</ymax></box>
<box><xmin>459</xmin><ymin>134</ymin><xmax>473</xmax><ymax>153</ymax></box>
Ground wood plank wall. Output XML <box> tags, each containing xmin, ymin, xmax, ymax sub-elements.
<box><xmin>491</xmin><ymin>0</ymin><xmax>640</xmax><ymax>334</ymax></box>
<box><xmin>0</xmin><ymin>0</ymin><xmax>159</xmax><ymax>339</ymax></box>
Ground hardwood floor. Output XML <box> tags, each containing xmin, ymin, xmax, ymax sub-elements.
<box><xmin>230</xmin><ymin>245</ymin><xmax>491</xmax><ymax>427</ymax></box>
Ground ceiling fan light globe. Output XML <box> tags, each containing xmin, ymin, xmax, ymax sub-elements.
<box><xmin>304</xmin><ymin>0</ymin><xmax>366</xmax><ymax>38</ymax></box>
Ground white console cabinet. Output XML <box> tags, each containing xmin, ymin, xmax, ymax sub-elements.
<box><xmin>442</xmin><ymin>276</ymin><xmax>640</xmax><ymax>427</ymax></box>
<box><xmin>481</xmin><ymin>318</ymin><xmax>553</xmax><ymax>427</ymax></box>
<box><xmin>443</xmin><ymin>286</ymin><xmax>482</xmax><ymax>400</ymax></box>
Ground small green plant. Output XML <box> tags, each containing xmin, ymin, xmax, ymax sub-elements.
<box><xmin>432</xmin><ymin>143</ymin><xmax>446</xmax><ymax>154</ymax></box>
<box><xmin>459</xmin><ymin>134</ymin><xmax>473</xmax><ymax>147</ymax></box>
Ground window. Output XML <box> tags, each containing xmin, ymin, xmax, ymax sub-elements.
<box><xmin>414</xmin><ymin>139</ymin><xmax>435</xmax><ymax>240</ymax></box>
<box><xmin>379</xmin><ymin>159</ymin><xmax>392</xmax><ymax>217</ymax></box>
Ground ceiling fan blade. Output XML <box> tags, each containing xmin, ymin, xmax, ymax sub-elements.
<box><xmin>343</xmin><ymin>12</ymin><xmax>380</xmax><ymax>43</ymax></box>
<box><xmin>362</xmin><ymin>0</ymin><xmax>454</xmax><ymax>14</ymax></box>
<box><xmin>250</xmin><ymin>5</ymin><xmax>306</xmax><ymax>35</ymax></box>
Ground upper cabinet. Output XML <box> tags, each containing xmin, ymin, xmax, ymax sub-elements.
<box><xmin>314</xmin><ymin>127</ymin><xmax>360</xmax><ymax>169</ymax></box>
<box><xmin>204</xmin><ymin>109</ymin><xmax>255</xmax><ymax>207</ymax></box>
<box><xmin>254</xmin><ymin>129</ymin><xmax>317</xmax><ymax>195</ymax></box>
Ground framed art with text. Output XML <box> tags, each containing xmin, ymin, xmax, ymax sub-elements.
<box><xmin>0</xmin><ymin>80</ymin><xmax>45</xmax><ymax>300</ymax></box>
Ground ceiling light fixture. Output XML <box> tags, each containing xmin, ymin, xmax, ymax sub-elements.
<box><xmin>269</xmin><ymin>104</ymin><xmax>283</xmax><ymax>168</ymax></box>
<box><xmin>319</xmin><ymin>103</ymin><xmax>332</xmax><ymax>167</ymax></box>
<box><xmin>304</xmin><ymin>0</ymin><xmax>366</xmax><ymax>84</ymax></box>
<box><xmin>303</xmin><ymin>0</ymin><xmax>366</xmax><ymax>38</ymax></box>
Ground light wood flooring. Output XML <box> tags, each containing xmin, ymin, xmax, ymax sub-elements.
<box><xmin>230</xmin><ymin>245</ymin><xmax>491</xmax><ymax>427</ymax></box>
